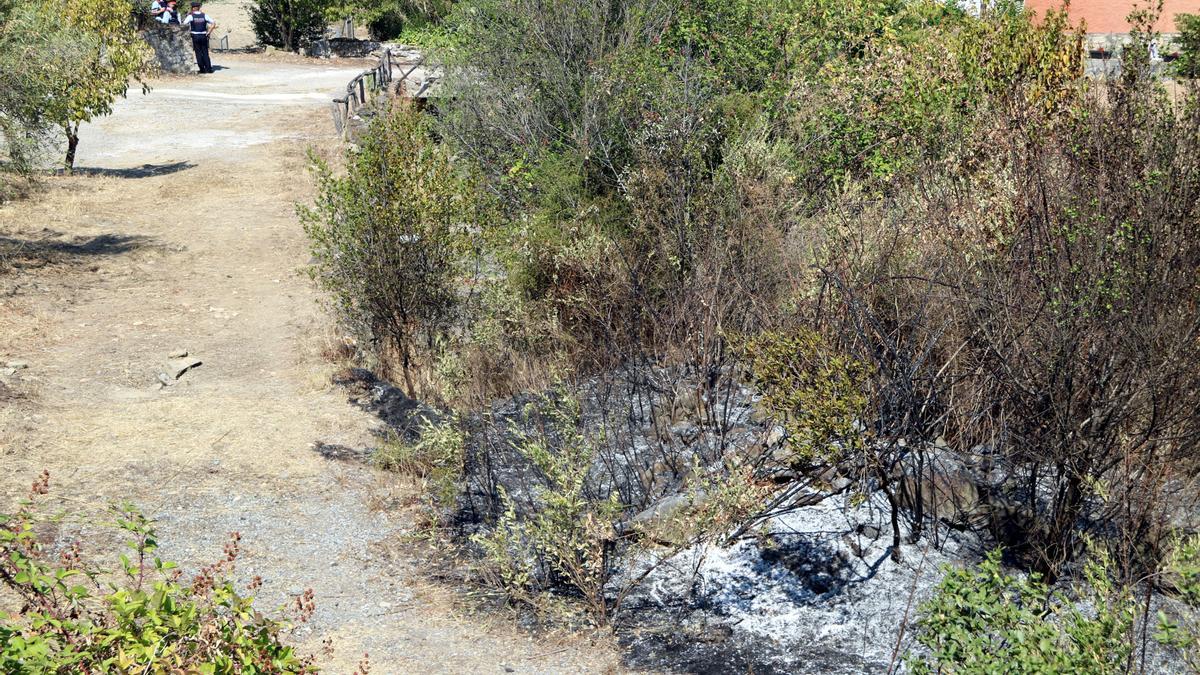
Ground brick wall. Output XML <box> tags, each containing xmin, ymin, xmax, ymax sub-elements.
<box><xmin>1023</xmin><ymin>0</ymin><xmax>1200</xmax><ymax>33</ymax></box>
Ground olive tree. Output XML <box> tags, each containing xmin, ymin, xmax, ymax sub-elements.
<box><xmin>0</xmin><ymin>0</ymin><xmax>151</xmax><ymax>171</ymax></box>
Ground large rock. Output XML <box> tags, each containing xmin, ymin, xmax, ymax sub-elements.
<box><xmin>626</xmin><ymin>490</ymin><xmax>711</xmax><ymax>545</ymax></box>
<box><xmin>898</xmin><ymin>468</ymin><xmax>986</xmax><ymax>529</ymax></box>
<box><xmin>143</xmin><ymin>24</ymin><xmax>194</xmax><ymax>74</ymax></box>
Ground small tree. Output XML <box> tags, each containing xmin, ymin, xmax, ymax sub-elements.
<box><xmin>301</xmin><ymin>102</ymin><xmax>485</xmax><ymax>397</ymax></box>
<box><xmin>2</xmin><ymin>0</ymin><xmax>151</xmax><ymax>171</ymax></box>
<box><xmin>1175</xmin><ymin>13</ymin><xmax>1200</xmax><ymax>79</ymax></box>
<box><xmin>0</xmin><ymin>3</ymin><xmax>68</xmax><ymax>189</ymax></box>
<box><xmin>247</xmin><ymin>0</ymin><xmax>328</xmax><ymax>51</ymax></box>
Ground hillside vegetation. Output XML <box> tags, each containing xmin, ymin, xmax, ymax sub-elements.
<box><xmin>303</xmin><ymin>0</ymin><xmax>1200</xmax><ymax>669</ymax></box>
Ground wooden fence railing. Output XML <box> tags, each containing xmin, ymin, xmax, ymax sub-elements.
<box><xmin>331</xmin><ymin>50</ymin><xmax>425</xmax><ymax>140</ymax></box>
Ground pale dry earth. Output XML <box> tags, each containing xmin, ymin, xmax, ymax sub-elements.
<box><xmin>0</xmin><ymin>54</ymin><xmax>621</xmax><ymax>673</ymax></box>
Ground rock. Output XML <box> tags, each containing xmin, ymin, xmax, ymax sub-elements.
<box><xmin>6</xmin><ymin>360</ymin><xmax>28</xmax><ymax>370</ymax></box>
<box><xmin>1</xmin><ymin>367</ymin><xmax>16</xmax><ymax>378</ymax></box>
<box><xmin>841</xmin><ymin>531</ymin><xmax>865</xmax><ymax>557</ymax></box>
<box><xmin>767</xmin><ymin>466</ymin><xmax>800</xmax><ymax>484</ymax></box>
<box><xmin>305</xmin><ymin>39</ymin><xmax>330</xmax><ymax>58</ymax></box>
<box><xmin>898</xmin><ymin>469</ymin><xmax>984</xmax><ymax>528</ymax></box>
<box><xmin>857</xmin><ymin>524</ymin><xmax>881</xmax><ymax>539</ymax></box>
<box><xmin>770</xmin><ymin>444</ymin><xmax>792</xmax><ymax>465</ymax></box>
<box><xmin>816</xmin><ymin>465</ymin><xmax>838</xmax><ymax>483</ymax></box>
<box><xmin>167</xmin><ymin>349</ymin><xmax>188</xmax><ymax>359</ymax></box>
<box><xmin>328</xmin><ymin>37</ymin><xmax>381</xmax><ymax>58</ymax></box>
<box><xmin>166</xmin><ymin>356</ymin><xmax>202</xmax><ymax>380</ymax></box>
<box><xmin>765</xmin><ymin>425</ymin><xmax>787</xmax><ymax>448</ymax></box>
<box><xmin>142</xmin><ymin>24</ymin><xmax>194</xmax><ymax>74</ymax></box>
<box><xmin>670</xmin><ymin>422</ymin><xmax>700</xmax><ymax>443</ymax></box>
<box><xmin>628</xmin><ymin>491</ymin><xmax>709</xmax><ymax>545</ymax></box>
<box><xmin>157</xmin><ymin>372</ymin><xmax>174</xmax><ymax>387</ymax></box>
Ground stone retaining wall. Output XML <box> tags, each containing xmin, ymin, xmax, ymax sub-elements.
<box><xmin>143</xmin><ymin>23</ymin><xmax>194</xmax><ymax>74</ymax></box>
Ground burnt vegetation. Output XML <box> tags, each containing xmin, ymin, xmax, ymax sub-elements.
<box><xmin>303</xmin><ymin>0</ymin><xmax>1200</xmax><ymax>669</ymax></box>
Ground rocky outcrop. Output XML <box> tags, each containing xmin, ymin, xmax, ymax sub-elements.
<box><xmin>143</xmin><ymin>23</ymin><xmax>193</xmax><ymax>74</ymax></box>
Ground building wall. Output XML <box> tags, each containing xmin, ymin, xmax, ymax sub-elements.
<box><xmin>1022</xmin><ymin>0</ymin><xmax>1200</xmax><ymax>33</ymax></box>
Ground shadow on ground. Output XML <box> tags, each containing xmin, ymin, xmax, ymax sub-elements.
<box><xmin>69</xmin><ymin>161</ymin><xmax>195</xmax><ymax>179</ymax></box>
<box><xmin>331</xmin><ymin>367</ymin><xmax>439</xmax><ymax>440</ymax></box>
<box><xmin>0</xmin><ymin>232</ymin><xmax>152</xmax><ymax>274</ymax></box>
<box><xmin>310</xmin><ymin>367</ymin><xmax>441</xmax><ymax>464</ymax></box>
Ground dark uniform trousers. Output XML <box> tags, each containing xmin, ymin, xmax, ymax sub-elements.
<box><xmin>192</xmin><ymin>34</ymin><xmax>212</xmax><ymax>74</ymax></box>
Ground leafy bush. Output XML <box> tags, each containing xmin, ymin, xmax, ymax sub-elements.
<box><xmin>471</xmin><ymin>395</ymin><xmax>622</xmax><ymax>623</ymax></box>
<box><xmin>376</xmin><ymin>417</ymin><xmax>466</xmax><ymax>515</ymax></box>
<box><xmin>306</xmin><ymin>0</ymin><xmax>1200</xmax><ymax>659</ymax></box>
<box><xmin>0</xmin><ymin>473</ymin><xmax>314</xmax><ymax>673</ymax></box>
<box><xmin>469</xmin><ymin>393</ymin><xmax>765</xmax><ymax>625</ymax></box>
<box><xmin>1157</xmin><ymin>535</ymin><xmax>1200</xmax><ymax>671</ymax></box>
<box><xmin>909</xmin><ymin>549</ymin><xmax>1134</xmax><ymax>674</ymax></box>
<box><xmin>366</xmin><ymin>0</ymin><xmax>451</xmax><ymax>40</ymax></box>
<box><xmin>0</xmin><ymin>0</ymin><xmax>151</xmax><ymax>171</ymax></box>
<box><xmin>742</xmin><ymin>329</ymin><xmax>870</xmax><ymax>464</ymax></box>
<box><xmin>1176</xmin><ymin>13</ymin><xmax>1200</xmax><ymax>79</ymax></box>
<box><xmin>247</xmin><ymin>0</ymin><xmax>328</xmax><ymax>51</ymax></box>
<box><xmin>794</xmin><ymin>2</ymin><xmax>1200</xmax><ymax>579</ymax></box>
<box><xmin>301</xmin><ymin>102</ymin><xmax>488</xmax><ymax>396</ymax></box>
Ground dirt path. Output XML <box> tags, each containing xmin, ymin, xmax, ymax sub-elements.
<box><xmin>0</xmin><ymin>55</ymin><xmax>619</xmax><ymax>673</ymax></box>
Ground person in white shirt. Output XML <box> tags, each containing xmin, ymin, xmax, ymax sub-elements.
<box><xmin>182</xmin><ymin>1</ymin><xmax>216</xmax><ymax>74</ymax></box>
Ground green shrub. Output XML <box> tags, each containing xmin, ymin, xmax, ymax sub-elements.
<box><xmin>0</xmin><ymin>473</ymin><xmax>314</xmax><ymax>673</ymax></box>
<box><xmin>741</xmin><ymin>328</ymin><xmax>871</xmax><ymax>465</ymax></box>
<box><xmin>364</xmin><ymin>0</ymin><xmax>451</xmax><ymax>41</ymax></box>
<box><xmin>786</xmin><ymin>1</ymin><xmax>1082</xmax><ymax>193</ymax></box>
<box><xmin>471</xmin><ymin>395</ymin><xmax>621</xmax><ymax>623</ymax></box>
<box><xmin>909</xmin><ymin>549</ymin><xmax>1135</xmax><ymax>674</ymax></box>
<box><xmin>376</xmin><ymin>417</ymin><xmax>466</xmax><ymax>513</ymax></box>
<box><xmin>247</xmin><ymin>0</ymin><xmax>327</xmax><ymax>51</ymax></box>
<box><xmin>468</xmin><ymin>391</ymin><xmax>768</xmax><ymax>625</ymax></box>
<box><xmin>1175</xmin><ymin>14</ymin><xmax>1200</xmax><ymax>79</ymax></box>
<box><xmin>1157</xmin><ymin>534</ymin><xmax>1200</xmax><ymax>671</ymax></box>
<box><xmin>301</xmin><ymin>102</ymin><xmax>487</xmax><ymax>396</ymax></box>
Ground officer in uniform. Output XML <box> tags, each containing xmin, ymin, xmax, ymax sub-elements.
<box><xmin>183</xmin><ymin>1</ymin><xmax>216</xmax><ymax>74</ymax></box>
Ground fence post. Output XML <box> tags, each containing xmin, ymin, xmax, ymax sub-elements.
<box><xmin>333</xmin><ymin>49</ymin><xmax>412</xmax><ymax>138</ymax></box>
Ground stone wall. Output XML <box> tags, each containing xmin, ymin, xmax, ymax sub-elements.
<box><xmin>143</xmin><ymin>23</ymin><xmax>194</xmax><ymax>74</ymax></box>
<box><xmin>304</xmin><ymin>38</ymin><xmax>382</xmax><ymax>59</ymax></box>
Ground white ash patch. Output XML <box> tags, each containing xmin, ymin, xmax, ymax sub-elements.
<box><xmin>622</xmin><ymin>491</ymin><xmax>978</xmax><ymax>673</ymax></box>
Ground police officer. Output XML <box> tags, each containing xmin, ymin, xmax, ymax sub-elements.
<box><xmin>183</xmin><ymin>1</ymin><xmax>216</xmax><ymax>74</ymax></box>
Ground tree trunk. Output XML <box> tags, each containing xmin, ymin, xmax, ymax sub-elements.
<box><xmin>64</xmin><ymin>124</ymin><xmax>80</xmax><ymax>173</ymax></box>
<box><xmin>879</xmin><ymin>471</ymin><xmax>904</xmax><ymax>563</ymax></box>
<box><xmin>1037</xmin><ymin>473</ymin><xmax>1085</xmax><ymax>581</ymax></box>
<box><xmin>399</xmin><ymin>342</ymin><xmax>417</xmax><ymax>399</ymax></box>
